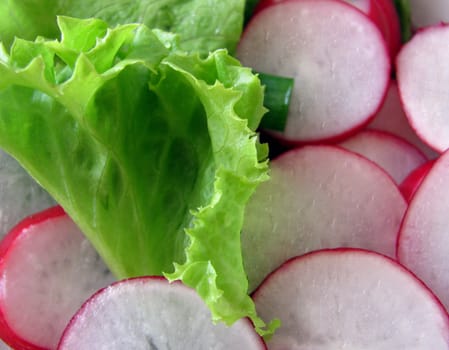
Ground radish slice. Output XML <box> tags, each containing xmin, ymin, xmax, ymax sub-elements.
<box><xmin>0</xmin><ymin>207</ymin><xmax>115</xmax><ymax>350</ymax></box>
<box><xmin>0</xmin><ymin>150</ymin><xmax>56</xmax><ymax>238</ymax></box>
<box><xmin>409</xmin><ymin>0</ymin><xmax>449</xmax><ymax>29</ymax></box>
<box><xmin>367</xmin><ymin>80</ymin><xmax>439</xmax><ymax>159</ymax></box>
<box><xmin>237</xmin><ymin>0</ymin><xmax>390</xmax><ymax>143</ymax></box>
<box><xmin>344</xmin><ymin>0</ymin><xmax>401</xmax><ymax>60</ymax></box>
<box><xmin>399</xmin><ymin>160</ymin><xmax>435</xmax><ymax>202</ymax></box>
<box><xmin>397</xmin><ymin>149</ymin><xmax>449</xmax><ymax>311</ymax></box>
<box><xmin>253</xmin><ymin>0</ymin><xmax>400</xmax><ymax>60</ymax></box>
<box><xmin>396</xmin><ymin>24</ymin><xmax>449</xmax><ymax>153</ymax></box>
<box><xmin>58</xmin><ymin>277</ymin><xmax>266</xmax><ymax>349</ymax></box>
<box><xmin>339</xmin><ymin>129</ymin><xmax>427</xmax><ymax>184</ymax></box>
<box><xmin>253</xmin><ymin>249</ymin><xmax>449</xmax><ymax>349</ymax></box>
<box><xmin>242</xmin><ymin>145</ymin><xmax>406</xmax><ymax>291</ymax></box>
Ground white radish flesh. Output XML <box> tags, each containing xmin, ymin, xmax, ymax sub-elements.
<box><xmin>339</xmin><ymin>129</ymin><xmax>427</xmax><ymax>184</ymax></box>
<box><xmin>242</xmin><ymin>145</ymin><xmax>406</xmax><ymax>291</ymax></box>
<box><xmin>58</xmin><ymin>277</ymin><xmax>266</xmax><ymax>350</ymax></box>
<box><xmin>254</xmin><ymin>0</ymin><xmax>400</xmax><ymax>61</ymax></box>
<box><xmin>253</xmin><ymin>249</ymin><xmax>449</xmax><ymax>349</ymax></box>
<box><xmin>367</xmin><ymin>80</ymin><xmax>439</xmax><ymax>159</ymax></box>
<box><xmin>344</xmin><ymin>0</ymin><xmax>401</xmax><ymax>60</ymax></box>
<box><xmin>398</xmin><ymin>149</ymin><xmax>449</xmax><ymax>312</ymax></box>
<box><xmin>0</xmin><ymin>207</ymin><xmax>115</xmax><ymax>350</ymax></box>
<box><xmin>237</xmin><ymin>0</ymin><xmax>390</xmax><ymax>143</ymax></box>
<box><xmin>396</xmin><ymin>24</ymin><xmax>449</xmax><ymax>153</ymax></box>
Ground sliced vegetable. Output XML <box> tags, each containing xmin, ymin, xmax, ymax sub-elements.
<box><xmin>237</xmin><ymin>0</ymin><xmax>390</xmax><ymax>144</ymax></box>
<box><xmin>396</xmin><ymin>23</ymin><xmax>449</xmax><ymax>153</ymax></box>
<box><xmin>253</xmin><ymin>249</ymin><xmax>449</xmax><ymax>349</ymax></box>
<box><xmin>242</xmin><ymin>145</ymin><xmax>406</xmax><ymax>291</ymax></box>
<box><xmin>0</xmin><ymin>206</ymin><xmax>115</xmax><ymax>350</ymax></box>
<box><xmin>253</xmin><ymin>0</ymin><xmax>402</xmax><ymax>60</ymax></box>
<box><xmin>397</xmin><ymin>149</ymin><xmax>449</xmax><ymax>311</ymax></box>
<box><xmin>367</xmin><ymin>80</ymin><xmax>438</xmax><ymax>159</ymax></box>
<box><xmin>0</xmin><ymin>17</ymin><xmax>276</xmax><ymax>336</ymax></box>
<box><xmin>399</xmin><ymin>160</ymin><xmax>434</xmax><ymax>202</ymax></box>
<box><xmin>339</xmin><ymin>129</ymin><xmax>427</xmax><ymax>184</ymax></box>
<box><xmin>372</xmin><ymin>0</ymin><xmax>402</xmax><ymax>60</ymax></box>
<box><xmin>58</xmin><ymin>277</ymin><xmax>267</xmax><ymax>349</ymax></box>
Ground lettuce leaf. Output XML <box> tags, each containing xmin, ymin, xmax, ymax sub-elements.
<box><xmin>0</xmin><ymin>0</ymin><xmax>245</xmax><ymax>55</ymax></box>
<box><xmin>0</xmin><ymin>16</ymin><xmax>278</xmax><ymax>335</ymax></box>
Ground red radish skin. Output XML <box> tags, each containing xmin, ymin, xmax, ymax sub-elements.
<box><xmin>397</xmin><ymin>149</ymin><xmax>449</xmax><ymax>312</ymax></box>
<box><xmin>372</xmin><ymin>0</ymin><xmax>401</xmax><ymax>60</ymax></box>
<box><xmin>367</xmin><ymin>80</ymin><xmax>439</xmax><ymax>159</ymax></box>
<box><xmin>58</xmin><ymin>277</ymin><xmax>267</xmax><ymax>350</ymax></box>
<box><xmin>253</xmin><ymin>249</ymin><xmax>449</xmax><ymax>349</ymax></box>
<box><xmin>344</xmin><ymin>0</ymin><xmax>401</xmax><ymax>61</ymax></box>
<box><xmin>237</xmin><ymin>0</ymin><xmax>390</xmax><ymax>144</ymax></box>
<box><xmin>399</xmin><ymin>160</ymin><xmax>435</xmax><ymax>202</ymax></box>
<box><xmin>242</xmin><ymin>145</ymin><xmax>407</xmax><ymax>291</ymax></box>
<box><xmin>0</xmin><ymin>206</ymin><xmax>115</xmax><ymax>350</ymax></box>
<box><xmin>253</xmin><ymin>0</ymin><xmax>283</xmax><ymax>13</ymax></box>
<box><xmin>339</xmin><ymin>129</ymin><xmax>427</xmax><ymax>184</ymax></box>
<box><xmin>396</xmin><ymin>24</ymin><xmax>449</xmax><ymax>153</ymax></box>
<box><xmin>0</xmin><ymin>207</ymin><xmax>67</xmax><ymax>350</ymax></box>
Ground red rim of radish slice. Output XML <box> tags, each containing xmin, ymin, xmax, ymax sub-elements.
<box><xmin>338</xmin><ymin>129</ymin><xmax>428</xmax><ymax>184</ymax></box>
<box><xmin>242</xmin><ymin>144</ymin><xmax>407</xmax><ymax>291</ymax></box>
<box><xmin>396</xmin><ymin>149</ymin><xmax>449</xmax><ymax>312</ymax></box>
<box><xmin>398</xmin><ymin>159</ymin><xmax>435</xmax><ymax>203</ymax></box>
<box><xmin>58</xmin><ymin>276</ymin><xmax>267</xmax><ymax>350</ymax></box>
<box><xmin>0</xmin><ymin>205</ymin><xmax>65</xmax><ymax>350</ymax></box>
<box><xmin>238</xmin><ymin>0</ymin><xmax>391</xmax><ymax>144</ymax></box>
<box><xmin>252</xmin><ymin>248</ymin><xmax>449</xmax><ymax>348</ymax></box>
<box><xmin>372</xmin><ymin>0</ymin><xmax>401</xmax><ymax>60</ymax></box>
<box><xmin>272</xmin><ymin>143</ymin><xmax>404</xmax><ymax>186</ymax></box>
<box><xmin>58</xmin><ymin>276</ymin><xmax>170</xmax><ymax>347</ymax></box>
<box><xmin>0</xmin><ymin>205</ymin><xmax>65</xmax><ymax>259</ymax></box>
<box><xmin>367</xmin><ymin>80</ymin><xmax>440</xmax><ymax>160</ymax></box>
<box><xmin>396</xmin><ymin>23</ymin><xmax>449</xmax><ymax>153</ymax></box>
<box><xmin>253</xmin><ymin>247</ymin><xmax>449</xmax><ymax>314</ymax></box>
<box><xmin>253</xmin><ymin>0</ymin><xmax>401</xmax><ymax>61</ymax></box>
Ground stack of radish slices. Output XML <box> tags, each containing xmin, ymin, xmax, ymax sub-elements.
<box><xmin>239</xmin><ymin>0</ymin><xmax>449</xmax><ymax>348</ymax></box>
<box><xmin>0</xmin><ymin>207</ymin><xmax>115</xmax><ymax>349</ymax></box>
<box><xmin>2</xmin><ymin>0</ymin><xmax>449</xmax><ymax>348</ymax></box>
<box><xmin>0</xmin><ymin>207</ymin><xmax>267</xmax><ymax>349</ymax></box>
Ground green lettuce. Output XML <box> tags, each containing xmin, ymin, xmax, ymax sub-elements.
<box><xmin>0</xmin><ymin>16</ymin><xmax>279</xmax><ymax>335</ymax></box>
<box><xmin>0</xmin><ymin>0</ymin><xmax>245</xmax><ymax>55</ymax></box>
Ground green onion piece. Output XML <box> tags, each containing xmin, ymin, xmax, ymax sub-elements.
<box><xmin>394</xmin><ymin>0</ymin><xmax>413</xmax><ymax>43</ymax></box>
<box><xmin>258</xmin><ymin>72</ymin><xmax>294</xmax><ymax>132</ymax></box>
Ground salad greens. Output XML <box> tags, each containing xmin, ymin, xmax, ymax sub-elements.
<box><xmin>0</xmin><ymin>16</ymin><xmax>278</xmax><ymax>336</ymax></box>
<box><xmin>0</xmin><ymin>0</ymin><xmax>245</xmax><ymax>55</ymax></box>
